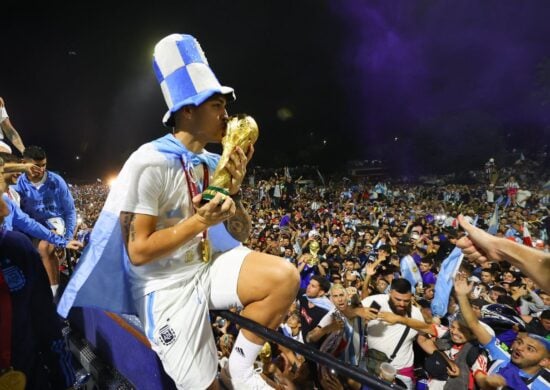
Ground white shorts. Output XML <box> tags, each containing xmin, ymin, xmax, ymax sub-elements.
<box><xmin>137</xmin><ymin>246</ymin><xmax>251</xmax><ymax>389</ymax></box>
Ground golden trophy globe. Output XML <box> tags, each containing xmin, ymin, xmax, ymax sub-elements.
<box><xmin>306</xmin><ymin>240</ymin><xmax>320</xmax><ymax>266</ymax></box>
<box><xmin>202</xmin><ymin>114</ymin><xmax>259</xmax><ymax>202</ymax></box>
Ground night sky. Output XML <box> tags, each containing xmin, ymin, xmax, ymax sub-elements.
<box><xmin>2</xmin><ymin>1</ymin><xmax>550</xmax><ymax>181</ymax></box>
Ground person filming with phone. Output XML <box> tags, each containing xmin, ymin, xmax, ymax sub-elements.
<box><xmin>362</xmin><ymin>278</ymin><xmax>425</xmax><ymax>389</ymax></box>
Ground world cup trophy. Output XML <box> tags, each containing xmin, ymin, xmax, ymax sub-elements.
<box><xmin>306</xmin><ymin>240</ymin><xmax>320</xmax><ymax>267</ymax></box>
<box><xmin>201</xmin><ymin>114</ymin><xmax>259</xmax><ymax>202</ymax></box>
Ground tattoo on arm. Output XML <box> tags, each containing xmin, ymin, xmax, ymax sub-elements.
<box><xmin>120</xmin><ymin>212</ymin><xmax>136</xmax><ymax>248</ymax></box>
<box><xmin>224</xmin><ymin>199</ymin><xmax>252</xmax><ymax>242</ymax></box>
<box><xmin>1</xmin><ymin>124</ymin><xmax>25</xmax><ymax>153</ymax></box>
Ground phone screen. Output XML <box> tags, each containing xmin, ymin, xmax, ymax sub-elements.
<box><xmin>370</xmin><ymin>301</ymin><xmax>381</xmax><ymax>311</ymax></box>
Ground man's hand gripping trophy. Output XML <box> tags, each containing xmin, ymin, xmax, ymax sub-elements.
<box><xmin>194</xmin><ymin>114</ymin><xmax>258</xmax><ymax>262</ymax></box>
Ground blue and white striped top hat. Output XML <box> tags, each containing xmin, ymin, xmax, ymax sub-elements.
<box><xmin>153</xmin><ymin>34</ymin><xmax>235</xmax><ymax>127</ymax></box>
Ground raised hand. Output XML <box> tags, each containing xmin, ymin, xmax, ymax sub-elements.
<box><xmin>453</xmin><ymin>274</ymin><xmax>473</xmax><ymax>297</ymax></box>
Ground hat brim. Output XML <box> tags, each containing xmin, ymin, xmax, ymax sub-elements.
<box><xmin>163</xmin><ymin>86</ymin><xmax>235</xmax><ymax>127</ymax></box>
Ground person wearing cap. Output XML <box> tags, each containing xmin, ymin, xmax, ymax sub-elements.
<box><xmin>454</xmin><ymin>275</ymin><xmax>550</xmax><ymax>389</ymax></box>
<box><xmin>58</xmin><ymin>34</ymin><xmax>299</xmax><ymax>390</ymax></box>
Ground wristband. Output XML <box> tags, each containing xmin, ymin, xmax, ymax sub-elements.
<box><xmin>231</xmin><ymin>189</ymin><xmax>242</xmax><ymax>202</ymax></box>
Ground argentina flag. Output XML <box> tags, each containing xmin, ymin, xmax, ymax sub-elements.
<box><xmin>57</xmin><ymin>134</ymin><xmax>238</xmax><ymax>317</ymax></box>
<box><xmin>487</xmin><ymin>204</ymin><xmax>499</xmax><ymax>235</ymax></box>
<box><xmin>400</xmin><ymin>255</ymin><xmax>422</xmax><ymax>292</ymax></box>
<box><xmin>431</xmin><ymin>247</ymin><xmax>463</xmax><ymax>318</ymax></box>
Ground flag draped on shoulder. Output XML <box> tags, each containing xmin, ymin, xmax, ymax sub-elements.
<box><xmin>431</xmin><ymin>247</ymin><xmax>463</xmax><ymax>318</ymax></box>
<box><xmin>58</xmin><ymin>134</ymin><xmax>226</xmax><ymax>318</ymax></box>
<box><xmin>303</xmin><ymin>294</ymin><xmax>335</xmax><ymax>312</ymax></box>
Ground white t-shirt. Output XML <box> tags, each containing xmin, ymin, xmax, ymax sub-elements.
<box><xmin>112</xmin><ymin>143</ymin><xmax>212</xmax><ymax>298</ymax></box>
<box><xmin>361</xmin><ymin>294</ymin><xmax>424</xmax><ymax>369</ymax></box>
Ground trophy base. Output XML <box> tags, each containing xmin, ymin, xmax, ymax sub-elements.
<box><xmin>201</xmin><ymin>186</ymin><xmax>230</xmax><ymax>204</ymax></box>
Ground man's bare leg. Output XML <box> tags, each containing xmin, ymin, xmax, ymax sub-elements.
<box><xmin>228</xmin><ymin>252</ymin><xmax>300</xmax><ymax>381</ymax></box>
<box><xmin>38</xmin><ymin>240</ymin><xmax>59</xmax><ymax>296</ymax></box>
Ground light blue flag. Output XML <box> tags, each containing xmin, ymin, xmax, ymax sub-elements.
<box><xmin>431</xmin><ymin>247</ymin><xmax>464</xmax><ymax>318</ymax></box>
<box><xmin>400</xmin><ymin>255</ymin><xmax>422</xmax><ymax>292</ymax></box>
<box><xmin>58</xmin><ymin>134</ymin><xmax>239</xmax><ymax>318</ymax></box>
<box><xmin>487</xmin><ymin>204</ymin><xmax>499</xmax><ymax>235</ymax></box>
<box><xmin>303</xmin><ymin>294</ymin><xmax>335</xmax><ymax>312</ymax></box>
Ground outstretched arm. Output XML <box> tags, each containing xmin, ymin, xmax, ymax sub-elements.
<box><xmin>377</xmin><ymin>311</ymin><xmax>436</xmax><ymax>336</ymax></box>
<box><xmin>457</xmin><ymin>214</ymin><xmax>550</xmax><ymax>291</ymax></box>
<box><xmin>454</xmin><ymin>275</ymin><xmax>492</xmax><ymax>345</ymax></box>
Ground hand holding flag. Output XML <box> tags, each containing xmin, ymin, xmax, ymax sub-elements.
<box><xmin>456</xmin><ymin>214</ymin><xmax>501</xmax><ymax>264</ymax></box>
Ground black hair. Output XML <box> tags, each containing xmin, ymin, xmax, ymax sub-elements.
<box><xmin>491</xmin><ymin>286</ymin><xmax>507</xmax><ymax>295</ymax></box>
<box><xmin>497</xmin><ymin>295</ymin><xmax>516</xmax><ymax>308</ymax></box>
<box><xmin>311</xmin><ymin>275</ymin><xmax>331</xmax><ymax>294</ymax></box>
<box><xmin>420</xmin><ymin>257</ymin><xmax>434</xmax><ymax>265</ymax></box>
<box><xmin>378</xmin><ymin>244</ymin><xmax>391</xmax><ymax>253</ymax></box>
<box><xmin>0</xmin><ymin>152</ymin><xmax>21</xmax><ymax>163</ymax></box>
<box><xmin>459</xmin><ymin>262</ymin><xmax>474</xmax><ymax>276</ymax></box>
<box><xmin>481</xmin><ymin>269</ymin><xmax>496</xmax><ymax>277</ymax></box>
<box><xmin>541</xmin><ymin>310</ymin><xmax>550</xmax><ymax>320</ymax></box>
<box><xmin>509</xmin><ymin>280</ymin><xmax>524</xmax><ymax>288</ymax></box>
<box><xmin>390</xmin><ymin>278</ymin><xmax>412</xmax><ymax>294</ymax></box>
<box><xmin>23</xmin><ymin>145</ymin><xmax>46</xmax><ymax>161</ymax></box>
<box><xmin>396</xmin><ymin>243</ymin><xmax>412</xmax><ymax>257</ymax></box>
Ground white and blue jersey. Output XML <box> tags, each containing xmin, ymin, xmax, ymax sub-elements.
<box><xmin>483</xmin><ymin>337</ymin><xmax>550</xmax><ymax>389</ymax></box>
<box><xmin>14</xmin><ymin>171</ymin><xmax>77</xmax><ymax>240</ymax></box>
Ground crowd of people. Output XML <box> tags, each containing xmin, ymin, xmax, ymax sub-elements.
<box><xmin>53</xmin><ymin>153</ymin><xmax>550</xmax><ymax>389</ymax></box>
<box><xmin>203</xmin><ymin>158</ymin><xmax>550</xmax><ymax>389</ymax></box>
<box><xmin>2</xmin><ymin>114</ymin><xmax>550</xmax><ymax>389</ymax></box>
<box><xmin>1</xmin><ymin>32</ymin><xmax>550</xmax><ymax>390</ymax></box>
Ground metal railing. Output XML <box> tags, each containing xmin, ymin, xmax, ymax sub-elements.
<box><xmin>217</xmin><ymin>310</ymin><xmax>402</xmax><ymax>390</ymax></box>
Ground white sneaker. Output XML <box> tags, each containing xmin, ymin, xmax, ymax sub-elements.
<box><xmin>220</xmin><ymin>365</ymin><xmax>274</xmax><ymax>390</ymax></box>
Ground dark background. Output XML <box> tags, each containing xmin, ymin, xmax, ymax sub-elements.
<box><xmin>2</xmin><ymin>1</ymin><xmax>550</xmax><ymax>181</ymax></box>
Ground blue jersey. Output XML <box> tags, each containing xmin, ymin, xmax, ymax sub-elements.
<box><xmin>1</xmin><ymin>194</ymin><xmax>67</xmax><ymax>248</ymax></box>
<box><xmin>15</xmin><ymin>172</ymin><xmax>76</xmax><ymax>240</ymax></box>
<box><xmin>484</xmin><ymin>337</ymin><xmax>550</xmax><ymax>389</ymax></box>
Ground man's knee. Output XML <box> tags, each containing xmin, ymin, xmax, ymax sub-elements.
<box><xmin>239</xmin><ymin>253</ymin><xmax>300</xmax><ymax>304</ymax></box>
<box><xmin>37</xmin><ymin>240</ymin><xmax>54</xmax><ymax>256</ymax></box>
<box><xmin>272</xmin><ymin>259</ymin><xmax>300</xmax><ymax>293</ymax></box>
